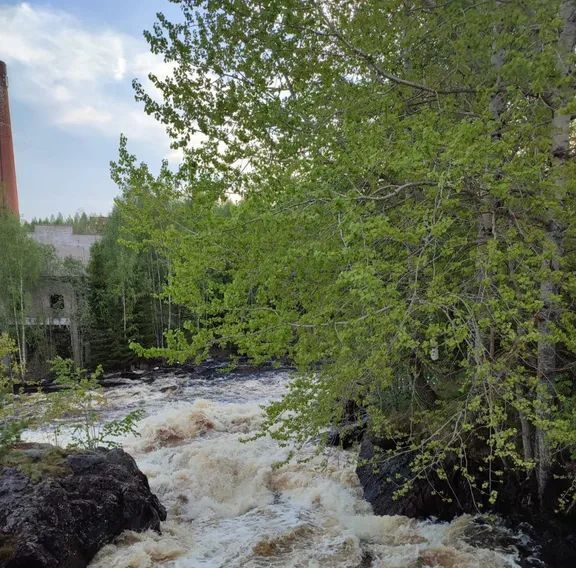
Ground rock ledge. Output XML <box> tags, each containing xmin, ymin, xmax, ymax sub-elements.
<box><xmin>0</xmin><ymin>443</ymin><xmax>166</xmax><ymax>568</ymax></box>
<box><xmin>356</xmin><ymin>434</ymin><xmax>576</xmax><ymax>567</ymax></box>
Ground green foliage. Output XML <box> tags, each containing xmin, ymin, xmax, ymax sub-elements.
<box><xmin>110</xmin><ymin>0</ymin><xmax>576</xmax><ymax>509</ymax></box>
<box><xmin>86</xmin><ymin>206</ymin><xmax>180</xmax><ymax>370</ymax></box>
<box><xmin>0</xmin><ymin>333</ymin><xmax>26</xmax><ymax>457</ymax></box>
<box><xmin>0</xmin><ymin>212</ymin><xmax>53</xmax><ymax>377</ymax></box>
<box><xmin>47</xmin><ymin>357</ymin><xmax>144</xmax><ymax>450</ymax></box>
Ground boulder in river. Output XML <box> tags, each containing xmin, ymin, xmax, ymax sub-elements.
<box><xmin>356</xmin><ymin>434</ymin><xmax>576</xmax><ymax>567</ymax></box>
<box><xmin>0</xmin><ymin>443</ymin><xmax>166</xmax><ymax>568</ymax></box>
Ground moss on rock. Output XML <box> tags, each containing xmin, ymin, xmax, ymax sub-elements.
<box><xmin>0</xmin><ymin>535</ymin><xmax>16</xmax><ymax>561</ymax></box>
<box><xmin>0</xmin><ymin>443</ymin><xmax>72</xmax><ymax>482</ymax></box>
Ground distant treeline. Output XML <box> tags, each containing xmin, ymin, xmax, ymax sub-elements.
<box><xmin>25</xmin><ymin>212</ymin><xmax>107</xmax><ymax>235</ymax></box>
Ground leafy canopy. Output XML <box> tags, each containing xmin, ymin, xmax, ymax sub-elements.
<box><xmin>112</xmin><ymin>0</ymin><xmax>576</xmax><ymax>508</ymax></box>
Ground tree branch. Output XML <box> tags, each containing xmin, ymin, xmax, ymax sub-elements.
<box><xmin>314</xmin><ymin>7</ymin><xmax>475</xmax><ymax>95</ymax></box>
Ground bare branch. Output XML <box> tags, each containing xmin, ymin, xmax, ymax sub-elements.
<box><xmin>361</xmin><ymin>181</ymin><xmax>438</xmax><ymax>201</ymax></box>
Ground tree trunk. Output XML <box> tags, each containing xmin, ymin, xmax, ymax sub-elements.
<box><xmin>154</xmin><ymin>252</ymin><xmax>165</xmax><ymax>348</ymax></box>
<box><xmin>19</xmin><ymin>272</ymin><xmax>26</xmax><ymax>376</ymax></box>
<box><xmin>146</xmin><ymin>254</ymin><xmax>161</xmax><ymax>348</ymax></box>
<box><xmin>519</xmin><ymin>411</ymin><xmax>534</xmax><ymax>462</ymax></box>
<box><xmin>11</xmin><ymin>296</ymin><xmax>22</xmax><ymax>379</ymax></box>
<box><xmin>473</xmin><ymin>0</ymin><xmax>504</xmax><ymax>377</ymax></box>
<box><xmin>122</xmin><ymin>283</ymin><xmax>127</xmax><ymax>337</ymax></box>
<box><xmin>414</xmin><ymin>368</ymin><xmax>437</xmax><ymax>410</ymax></box>
<box><xmin>534</xmin><ymin>0</ymin><xmax>576</xmax><ymax>503</ymax></box>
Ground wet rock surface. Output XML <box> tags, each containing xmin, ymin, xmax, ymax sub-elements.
<box><xmin>356</xmin><ymin>434</ymin><xmax>576</xmax><ymax>567</ymax></box>
<box><xmin>0</xmin><ymin>443</ymin><xmax>166</xmax><ymax>568</ymax></box>
<box><xmin>326</xmin><ymin>400</ymin><xmax>367</xmax><ymax>449</ymax></box>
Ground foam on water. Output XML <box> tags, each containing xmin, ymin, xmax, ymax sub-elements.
<box><xmin>29</xmin><ymin>369</ymin><xmax>523</xmax><ymax>567</ymax></box>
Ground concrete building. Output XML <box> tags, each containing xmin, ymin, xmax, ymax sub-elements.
<box><xmin>27</xmin><ymin>225</ymin><xmax>101</xmax><ymax>369</ymax></box>
<box><xmin>31</xmin><ymin>225</ymin><xmax>101</xmax><ymax>265</ymax></box>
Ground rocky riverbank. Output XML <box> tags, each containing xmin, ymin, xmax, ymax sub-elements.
<box><xmin>0</xmin><ymin>443</ymin><xmax>165</xmax><ymax>568</ymax></box>
<box><xmin>356</xmin><ymin>434</ymin><xmax>576</xmax><ymax>567</ymax></box>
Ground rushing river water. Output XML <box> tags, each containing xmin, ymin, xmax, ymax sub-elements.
<box><xmin>26</xmin><ymin>366</ymin><xmax>532</xmax><ymax>567</ymax></box>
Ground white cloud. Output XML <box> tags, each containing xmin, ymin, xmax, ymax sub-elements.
<box><xmin>0</xmin><ymin>2</ymin><xmax>178</xmax><ymax>161</ymax></box>
<box><xmin>165</xmin><ymin>147</ymin><xmax>185</xmax><ymax>165</ymax></box>
<box><xmin>59</xmin><ymin>105</ymin><xmax>113</xmax><ymax>127</ymax></box>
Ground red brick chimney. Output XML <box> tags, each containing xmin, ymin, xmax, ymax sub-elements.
<box><xmin>0</xmin><ymin>61</ymin><xmax>19</xmax><ymax>216</ymax></box>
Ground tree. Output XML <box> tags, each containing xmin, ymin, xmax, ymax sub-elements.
<box><xmin>0</xmin><ymin>213</ymin><xmax>51</xmax><ymax>377</ymax></box>
<box><xmin>86</xmin><ymin>206</ymin><xmax>179</xmax><ymax>370</ymax></box>
<box><xmin>0</xmin><ymin>332</ymin><xmax>25</xmax><ymax>455</ymax></box>
<box><xmin>114</xmin><ymin>0</ymin><xmax>576</xmax><ymax>509</ymax></box>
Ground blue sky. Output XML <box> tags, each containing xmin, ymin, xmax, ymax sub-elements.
<box><xmin>0</xmin><ymin>1</ymin><xmax>183</xmax><ymax>220</ymax></box>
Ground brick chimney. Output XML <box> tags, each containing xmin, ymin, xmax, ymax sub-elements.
<box><xmin>0</xmin><ymin>61</ymin><xmax>19</xmax><ymax>216</ymax></box>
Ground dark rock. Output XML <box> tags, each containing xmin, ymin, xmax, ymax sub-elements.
<box><xmin>326</xmin><ymin>400</ymin><xmax>367</xmax><ymax>449</ymax></box>
<box><xmin>15</xmin><ymin>380</ymin><xmax>66</xmax><ymax>394</ymax></box>
<box><xmin>101</xmin><ymin>370</ymin><xmax>145</xmax><ymax>381</ymax></box>
<box><xmin>326</xmin><ymin>420</ymin><xmax>366</xmax><ymax>449</ymax></box>
<box><xmin>0</xmin><ymin>444</ymin><xmax>166</xmax><ymax>568</ymax></box>
<box><xmin>356</xmin><ymin>434</ymin><xmax>576</xmax><ymax>567</ymax></box>
<box><xmin>460</xmin><ymin>517</ymin><xmax>544</xmax><ymax>568</ymax></box>
<box><xmin>357</xmin><ymin>435</ymin><xmax>459</xmax><ymax>518</ymax></box>
<box><xmin>99</xmin><ymin>378</ymin><xmax>143</xmax><ymax>388</ymax></box>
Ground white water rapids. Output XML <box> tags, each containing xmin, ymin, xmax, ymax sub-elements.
<box><xmin>26</xmin><ymin>367</ymin><xmax>528</xmax><ymax>567</ymax></box>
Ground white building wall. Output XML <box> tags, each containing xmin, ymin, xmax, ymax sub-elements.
<box><xmin>31</xmin><ymin>225</ymin><xmax>101</xmax><ymax>265</ymax></box>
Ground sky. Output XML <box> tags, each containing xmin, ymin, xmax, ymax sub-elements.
<box><xmin>0</xmin><ymin>1</ymin><xmax>184</xmax><ymax>220</ymax></box>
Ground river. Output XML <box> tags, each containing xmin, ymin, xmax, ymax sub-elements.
<box><xmin>26</xmin><ymin>365</ymin><xmax>531</xmax><ymax>567</ymax></box>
